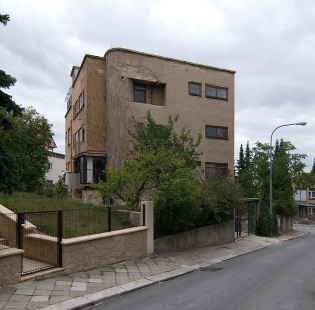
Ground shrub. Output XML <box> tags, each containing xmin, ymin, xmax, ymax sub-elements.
<box><xmin>256</xmin><ymin>201</ymin><xmax>278</xmax><ymax>237</ymax></box>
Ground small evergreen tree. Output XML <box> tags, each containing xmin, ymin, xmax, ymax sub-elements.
<box><xmin>256</xmin><ymin>201</ymin><xmax>279</xmax><ymax>237</ymax></box>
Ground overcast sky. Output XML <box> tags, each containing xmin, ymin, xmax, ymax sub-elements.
<box><xmin>1</xmin><ymin>0</ymin><xmax>314</xmax><ymax>170</ymax></box>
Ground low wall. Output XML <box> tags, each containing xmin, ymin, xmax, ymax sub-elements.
<box><xmin>0</xmin><ymin>248</ymin><xmax>24</xmax><ymax>286</ymax></box>
<box><xmin>23</xmin><ymin>233</ymin><xmax>59</xmax><ymax>265</ymax></box>
<box><xmin>61</xmin><ymin>226</ymin><xmax>148</xmax><ymax>274</ymax></box>
<box><xmin>278</xmin><ymin>215</ymin><xmax>294</xmax><ymax>232</ymax></box>
<box><xmin>154</xmin><ymin>221</ymin><xmax>235</xmax><ymax>254</ymax></box>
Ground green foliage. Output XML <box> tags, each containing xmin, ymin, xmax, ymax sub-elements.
<box><xmin>199</xmin><ymin>174</ymin><xmax>242</xmax><ymax>225</ymax></box>
<box><xmin>256</xmin><ymin>201</ymin><xmax>279</xmax><ymax>237</ymax></box>
<box><xmin>0</xmin><ymin>14</ymin><xmax>10</xmax><ymax>26</ymax></box>
<box><xmin>236</xmin><ymin>141</ymin><xmax>257</xmax><ymax>198</ymax></box>
<box><xmin>154</xmin><ymin>165</ymin><xmax>202</xmax><ymax>238</ymax></box>
<box><xmin>0</xmin><ymin>15</ymin><xmax>23</xmax><ymax>130</ymax></box>
<box><xmin>311</xmin><ymin>159</ymin><xmax>315</xmax><ymax>175</ymax></box>
<box><xmin>237</xmin><ymin>140</ymin><xmax>306</xmax><ymax>216</ymax></box>
<box><xmin>95</xmin><ymin>111</ymin><xmax>243</xmax><ymax>238</ymax></box>
<box><xmin>38</xmin><ymin>177</ymin><xmax>68</xmax><ymax>199</ymax></box>
<box><xmin>94</xmin><ymin>111</ymin><xmax>202</xmax><ymax>209</ymax></box>
<box><xmin>0</xmin><ymin>107</ymin><xmax>53</xmax><ymax>192</ymax></box>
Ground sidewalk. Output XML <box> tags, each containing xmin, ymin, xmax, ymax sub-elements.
<box><xmin>0</xmin><ymin>230</ymin><xmax>308</xmax><ymax>310</ymax></box>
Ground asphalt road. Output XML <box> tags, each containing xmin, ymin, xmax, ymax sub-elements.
<box><xmin>88</xmin><ymin>226</ymin><xmax>315</xmax><ymax>310</ymax></box>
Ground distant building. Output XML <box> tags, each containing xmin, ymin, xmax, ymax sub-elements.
<box><xmin>45</xmin><ymin>137</ymin><xmax>65</xmax><ymax>184</ymax></box>
<box><xmin>64</xmin><ymin>48</ymin><xmax>235</xmax><ymax>190</ymax></box>
<box><xmin>294</xmin><ymin>186</ymin><xmax>315</xmax><ymax>218</ymax></box>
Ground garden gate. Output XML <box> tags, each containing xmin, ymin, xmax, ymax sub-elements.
<box><xmin>17</xmin><ymin>210</ymin><xmax>62</xmax><ymax>275</ymax></box>
<box><xmin>235</xmin><ymin>198</ymin><xmax>260</xmax><ymax>239</ymax></box>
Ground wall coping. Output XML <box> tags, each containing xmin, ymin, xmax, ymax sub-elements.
<box><xmin>0</xmin><ymin>204</ymin><xmax>37</xmax><ymax>232</ymax></box>
<box><xmin>0</xmin><ymin>247</ymin><xmax>24</xmax><ymax>258</ymax></box>
<box><xmin>61</xmin><ymin>226</ymin><xmax>148</xmax><ymax>245</ymax></box>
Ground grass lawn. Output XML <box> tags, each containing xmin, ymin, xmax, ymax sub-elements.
<box><xmin>0</xmin><ymin>192</ymin><xmax>133</xmax><ymax>238</ymax></box>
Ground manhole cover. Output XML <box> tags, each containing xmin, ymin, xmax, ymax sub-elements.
<box><xmin>198</xmin><ymin>267</ymin><xmax>223</xmax><ymax>271</ymax></box>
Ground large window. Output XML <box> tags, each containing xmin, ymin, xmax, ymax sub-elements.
<box><xmin>134</xmin><ymin>83</ymin><xmax>146</xmax><ymax>103</ymax></box>
<box><xmin>79</xmin><ymin>156</ymin><xmax>106</xmax><ymax>184</ymax></box>
<box><xmin>205</xmin><ymin>162</ymin><xmax>228</xmax><ymax>177</ymax></box>
<box><xmin>73</xmin><ymin>126</ymin><xmax>85</xmax><ymax>155</ymax></box>
<box><xmin>295</xmin><ymin>188</ymin><xmax>306</xmax><ymax>201</ymax></box>
<box><xmin>205</xmin><ymin>125</ymin><xmax>228</xmax><ymax>139</ymax></box>
<box><xmin>189</xmin><ymin>82</ymin><xmax>201</xmax><ymax>96</ymax></box>
<box><xmin>205</xmin><ymin>85</ymin><xmax>228</xmax><ymax>100</ymax></box>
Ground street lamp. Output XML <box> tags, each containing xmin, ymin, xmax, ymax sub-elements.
<box><xmin>269</xmin><ymin>122</ymin><xmax>307</xmax><ymax>213</ymax></box>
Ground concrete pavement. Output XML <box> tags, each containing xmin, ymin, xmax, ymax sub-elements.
<box><xmin>0</xmin><ymin>229</ymin><xmax>310</xmax><ymax>310</ymax></box>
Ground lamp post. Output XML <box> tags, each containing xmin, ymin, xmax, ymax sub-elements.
<box><xmin>269</xmin><ymin>122</ymin><xmax>307</xmax><ymax>214</ymax></box>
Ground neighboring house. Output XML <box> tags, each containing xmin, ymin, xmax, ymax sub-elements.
<box><xmin>294</xmin><ymin>187</ymin><xmax>315</xmax><ymax>218</ymax></box>
<box><xmin>64</xmin><ymin>48</ymin><xmax>235</xmax><ymax>190</ymax></box>
<box><xmin>45</xmin><ymin>137</ymin><xmax>66</xmax><ymax>184</ymax></box>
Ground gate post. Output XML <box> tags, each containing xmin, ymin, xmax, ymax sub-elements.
<box><xmin>142</xmin><ymin>201</ymin><xmax>154</xmax><ymax>255</ymax></box>
<box><xmin>57</xmin><ymin>210</ymin><xmax>63</xmax><ymax>267</ymax></box>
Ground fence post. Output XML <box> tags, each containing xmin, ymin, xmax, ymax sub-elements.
<box><xmin>108</xmin><ymin>206</ymin><xmax>112</xmax><ymax>232</ymax></box>
<box><xmin>142</xmin><ymin>201</ymin><xmax>154</xmax><ymax>255</ymax></box>
<box><xmin>142</xmin><ymin>204</ymin><xmax>145</xmax><ymax>226</ymax></box>
<box><xmin>17</xmin><ymin>213</ymin><xmax>24</xmax><ymax>249</ymax></box>
<box><xmin>57</xmin><ymin>210</ymin><xmax>63</xmax><ymax>267</ymax></box>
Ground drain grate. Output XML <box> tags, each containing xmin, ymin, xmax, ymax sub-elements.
<box><xmin>198</xmin><ymin>267</ymin><xmax>223</xmax><ymax>272</ymax></box>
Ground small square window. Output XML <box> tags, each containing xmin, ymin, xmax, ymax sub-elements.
<box><xmin>134</xmin><ymin>83</ymin><xmax>146</xmax><ymax>103</ymax></box>
<box><xmin>137</xmin><ymin>122</ymin><xmax>144</xmax><ymax>132</ymax></box>
<box><xmin>189</xmin><ymin>82</ymin><xmax>201</xmax><ymax>96</ymax></box>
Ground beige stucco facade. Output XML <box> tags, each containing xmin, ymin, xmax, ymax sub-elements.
<box><xmin>65</xmin><ymin>48</ymin><xmax>235</xmax><ymax>188</ymax></box>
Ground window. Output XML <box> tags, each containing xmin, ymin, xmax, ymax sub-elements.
<box><xmin>205</xmin><ymin>125</ymin><xmax>228</xmax><ymax>139</ymax></box>
<box><xmin>196</xmin><ymin>161</ymin><xmax>201</xmax><ymax>167</ymax></box>
<box><xmin>134</xmin><ymin>83</ymin><xmax>146</xmax><ymax>103</ymax></box>
<box><xmin>47</xmin><ymin>162</ymin><xmax>53</xmax><ymax>170</ymax></box>
<box><xmin>73</xmin><ymin>91</ymin><xmax>84</xmax><ymax>118</ymax></box>
<box><xmin>137</xmin><ymin>122</ymin><xmax>144</xmax><ymax>132</ymax></box>
<box><xmin>67</xmin><ymin>128</ymin><xmax>71</xmax><ymax>145</ymax></box>
<box><xmin>79</xmin><ymin>156</ymin><xmax>106</xmax><ymax>184</ymax></box>
<box><xmin>73</xmin><ymin>127</ymin><xmax>84</xmax><ymax>155</ymax></box>
<box><xmin>205</xmin><ymin>85</ymin><xmax>228</xmax><ymax>100</ymax></box>
<box><xmin>189</xmin><ymin>82</ymin><xmax>201</xmax><ymax>96</ymax></box>
<box><xmin>309</xmin><ymin>190</ymin><xmax>315</xmax><ymax>200</ymax></box>
<box><xmin>295</xmin><ymin>189</ymin><xmax>306</xmax><ymax>201</ymax></box>
<box><xmin>205</xmin><ymin>162</ymin><xmax>228</xmax><ymax>177</ymax></box>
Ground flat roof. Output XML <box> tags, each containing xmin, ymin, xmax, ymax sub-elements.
<box><xmin>104</xmin><ymin>47</ymin><xmax>236</xmax><ymax>74</ymax></box>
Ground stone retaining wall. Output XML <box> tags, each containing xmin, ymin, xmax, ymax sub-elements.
<box><xmin>154</xmin><ymin>221</ymin><xmax>235</xmax><ymax>254</ymax></box>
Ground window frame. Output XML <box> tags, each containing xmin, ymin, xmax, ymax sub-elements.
<box><xmin>188</xmin><ymin>82</ymin><xmax>202</xmax><ymax>97</ymax></box>
<box><xmin>309</xmin><ymin>189</ymin><xmax>315</xmax><ymax>200</ymax></box>
<box><xmin>205</xmin><ymin>125</ymin><xmax>228</xmax><ymax>140</ymax></box>
<box><xmin>205</xmin><ymin>84</ymin><xmax>228</xmax><ymax>100</ymax></box>
<box><xmin>205</xmin><ymin>162</ymin><xmax>228</xmax><ymax>177</ymax></box>
<box><xmin>134</xmin><ymin>83</ymin><xmax>146</xmax><ymax>103</ymax></box>
<box><xmin>73</xmin><ymin>91</ymin><xmax>84</xmax><ymax>118</ymax></box>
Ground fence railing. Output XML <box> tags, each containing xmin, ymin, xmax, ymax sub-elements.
<box><xmin>0</xmin><ymin>212</ymin><xmax>17</xmax><ymax>248</ymax></box>
<box><xmin>0</xmin><ymin>206</ymin><xmax>139</xmax><ymax>246</ymax></box>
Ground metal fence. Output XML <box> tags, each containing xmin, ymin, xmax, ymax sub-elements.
<box><xmin>62</xmin><ymin>206</ymin><xmax>133</xmax><ymax>238</ymax></box>
<box><xmin>0</xmin><ymin>212</ymin><xmax>17</xmax><ymax>248</ymax></box>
